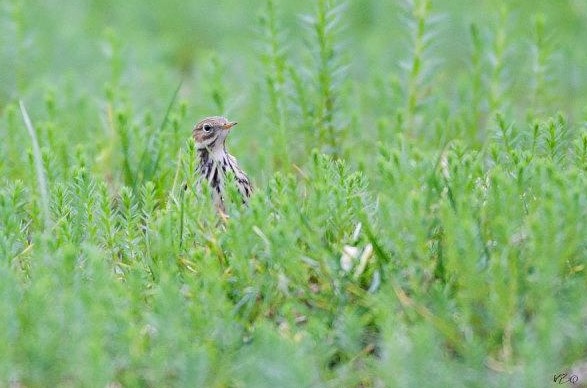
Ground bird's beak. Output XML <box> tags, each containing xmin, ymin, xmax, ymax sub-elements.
<box><xmin>223</xmin><ymin>121</ymin><xmax>238</xmax><ymax>130</ymax></box>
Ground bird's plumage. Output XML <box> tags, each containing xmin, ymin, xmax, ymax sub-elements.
<box><xmin>193</xmin><ymin>116</ymin><xmax>252</xmax><ymax>213</ymax></box>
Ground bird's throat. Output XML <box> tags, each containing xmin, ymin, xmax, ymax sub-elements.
<box><xmin>198</xmin><ymin>145</ymin><xmax>228</xmax><ymax>164</ymax></box>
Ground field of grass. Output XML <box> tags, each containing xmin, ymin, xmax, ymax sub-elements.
<box><xmin>1</xmin><ymin>0</ymin><xmax>587</xmax><ymax>386</ymax></box>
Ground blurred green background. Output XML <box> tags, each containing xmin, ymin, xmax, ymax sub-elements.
<box><xmin>2</xmin><ymin>1</ymin><xmax>586</xmax><ymax>180</ymax></box>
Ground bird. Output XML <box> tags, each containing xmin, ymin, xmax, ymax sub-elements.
<box><xmin>192</xmin><ymin>116</ymin><xmax>252</xmax><ymax>216</ymax></box>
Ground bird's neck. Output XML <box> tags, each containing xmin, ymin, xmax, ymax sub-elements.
<box><xmin>197</xmin><ymin>146</ymin><xmax>228</xmax><ymax>164</ymax></box>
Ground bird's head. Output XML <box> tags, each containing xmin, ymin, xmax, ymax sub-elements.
<box><xmin>192</xmin><ymin>116</ymin><xmax>238</xmax><ymax>151</ymax></box>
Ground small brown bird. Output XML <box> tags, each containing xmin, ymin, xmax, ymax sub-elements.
<box><xmin>193</xmin><ymin>116</ymin><xmax>252</xmax><ymax>215</ymax></box>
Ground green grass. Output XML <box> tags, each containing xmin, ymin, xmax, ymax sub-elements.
<box><xmin>1</xmin><ymin>0</ymin><xmax>587</xmax><ymax>386</ymax></box>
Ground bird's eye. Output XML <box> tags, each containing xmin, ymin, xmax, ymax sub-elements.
<box><xmin>203</xmin><ymin>124</ymin><xmax>212</xmax><ymax>132</ymax></box>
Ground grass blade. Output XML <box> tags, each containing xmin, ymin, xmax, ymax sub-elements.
<box><xmin>19</xmin><ymin>100</ymin><xmax>51</xmax><ymax>231</ymax></box>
